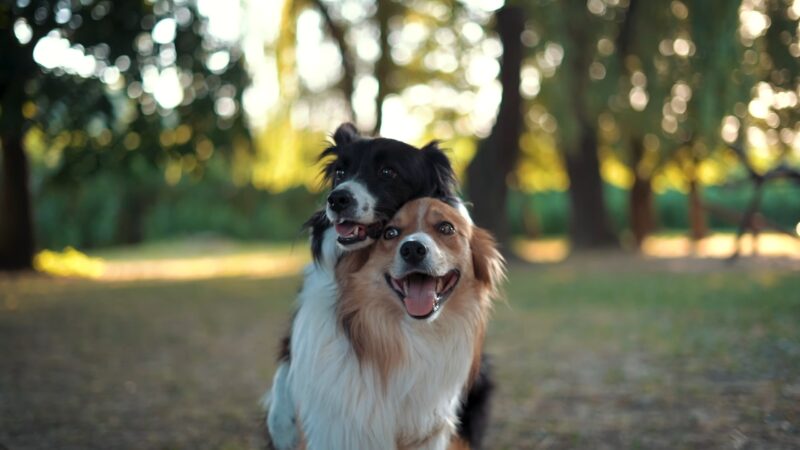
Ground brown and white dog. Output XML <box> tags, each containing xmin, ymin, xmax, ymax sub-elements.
<box><xmin>286</xmin><ymin>198</ymin><xmax>505</xmax><ymax>449</ymax></box>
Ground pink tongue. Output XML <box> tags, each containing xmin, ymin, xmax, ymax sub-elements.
<box><xmin>403</xmin><ymin>277</ymin><xmax>437</xmax><ymax>317</ymax></box>
<box><xmin>335</xmin><ymin>223</ymin><xmax>357</xmax><ymax>237</ymax></box>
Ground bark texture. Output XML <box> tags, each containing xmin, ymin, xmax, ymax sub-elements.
<box><xmin>629</xmin><ymin>137</ymin><xmax>655</xmax><ymax>247</ymax></box>
<box><xmin>563</xmin><ymin>121</ymin><xmax>618</xmax><ymax>249</ymax></box>
<box><xmin>0</xmin><ymin>131</ymin><xmax>35</xmax><ymax>270</ymax></box>
<box><xmin>465</xmin><ymin>6</ymin><xmax>525</xmax><ymax>250</ymax></box>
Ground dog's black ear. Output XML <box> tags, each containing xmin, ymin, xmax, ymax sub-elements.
<box><xmin>422</xmin><ymin>140</ymin><xmax>457</xmax><ymax>199</ymax></box>
<box><xmin>333</xmin><ymin>123</ymin><xmax>361</xmax><ymax>146</ymax></box>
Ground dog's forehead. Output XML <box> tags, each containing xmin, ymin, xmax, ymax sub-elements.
<box><xmin>390</xmin><ymin>198</ymin><xmax>467</xmax><ymax>230</ymax></box>
<box><xmin>344</xmin><ymin>138</ymin><xmax>421</xmax><ymax>163</ymax></box>
<box><xmin>423</xmin><ymin>201</ymin><xmax>468</xmax><ymax>229</ymax></box>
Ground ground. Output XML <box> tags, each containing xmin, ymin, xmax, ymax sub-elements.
<box><xmin>1</xmin><ymin>239</ymin><xmax>799</xmax><ymax>450</ymax></box>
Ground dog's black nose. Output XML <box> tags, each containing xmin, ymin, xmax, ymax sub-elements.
<box><xmin>327</xmin><ymin>190</ymin><xmax>353</xmax><ymax>213</ymax></box>
<box><xmin>400</xmin><ymin>241</ymin><xmax>427</xmax><ymax>264</ymax></box>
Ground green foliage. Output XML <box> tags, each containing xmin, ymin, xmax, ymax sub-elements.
<box><xmin>3</xmin><ymin>0</ymin><xmax>253</xmax><ymax>206</ymax></box>
<box><xmin>685</xmin><ymin>0</ymin><xmax>747</xmax><ymax>148</ymax></box>
<box><xmin>523</xmin><ymin>0</ymin><xmax>624</xmax><ymax>148</ymax></box>
<box><xmin>5</xmin><ymin>0</ymin><xmax>800</xmax><ymax>254</ymax></box>
<box><xmin>34</xmin><ymin>160</ymin><xmax>320</xmax><ymax>249</ymax></box>
<box><xmin>35</xmin><ymin>173</ymin><xmax>123</xmax><ymax>248</ymax></box>
<box><xmin>141</xmin><ymin>185</ymin><xmax>316</xmax><ymax>243</ymax></box>
<box><xmin>507</xmin><ymin>183</ymin><xmax>800</xmax><ymax>237</ymax></box>
<box><xmin>34</xmin><ymin>165</ymin><xmax>799</xmax><ymax>248</ymax></box>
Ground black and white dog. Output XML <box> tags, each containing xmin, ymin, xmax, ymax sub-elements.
<box><xmin>265</xmin><ymin>123</ymin><xmax>493</xmax><ymax>449</ymax></box>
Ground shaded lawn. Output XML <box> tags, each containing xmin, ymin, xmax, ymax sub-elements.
<box><xmin>1</xmin><ymin>260</ymin><xmax>799</xmax><ymax>449</ymax></box>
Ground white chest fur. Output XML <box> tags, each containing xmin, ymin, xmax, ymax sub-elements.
<box><xmin>288</xmin><ymin>264</ymin><xmax>474</xmax><ymax>450</ymax></box>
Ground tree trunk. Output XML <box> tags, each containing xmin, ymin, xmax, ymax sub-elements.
<box><xmin>466</xmin><ymin>6</ymin><xmax>525</xmax><ymax>251</ymax></box>
<box><xmin>630</xmin><ymin>174</ymin><xmax>654</xmax><ymax>248</ymax></box>
<box><xmin>0</xmin><ymin>131</ymin><xmax>35</xmax><ymax>270</ymax></box>
<box><xmin>688</xmin><ymin>178</ymin><xmax>707</xmax><ymax>241</ymax></box>
<box><xmin>563</xmin><ymin>122</ymin><xmax>618</xmax><ymax>250</ymax></box>
<box><xmin>116</xmin><ymin>191</ymin><xmax>146</xmax><ymax>245</ymax></box>
<box><xmin>372</xmin><ymin>1</ymin><xmax>398</xmax><ymax>135</ymax></box>
<box><xmin>629</xmin><ymin>137</ymin><xmax>654</xmax><ymax>248</ymax></box>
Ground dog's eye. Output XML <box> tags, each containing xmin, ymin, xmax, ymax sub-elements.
<box><xmin>384</xmin><ymin>227</ymin><xmax>400</xmax><ymax>240</ymax></box>
<box><xmin>380</xmin><ymin>167</ymin><xmax>397</xmax><ymax>179</ymax></box>
<box><xmin>333</xmin><ymin>169</ymin><xmax>345</xmax><ymax>183</ymax></box>
<box><xmin>437</xmin><ymin>222</ymin><xmax>455</xmax><ymax>235</ymax></box>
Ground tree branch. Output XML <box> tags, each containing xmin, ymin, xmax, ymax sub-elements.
<box><xmin>308</xmin><ymin>0</ymin><xmax>356</xmax><ymax>121</ymax></box>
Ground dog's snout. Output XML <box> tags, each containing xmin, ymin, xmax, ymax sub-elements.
<box><xmin>400</xmin><ymin>241</ymin><xmax>427</xmax><ymax>265</ymax></box>
<box><xmin>327</xmin><ymin>190</ymin><xmax>354</xmax><ymax>213</ymax></box>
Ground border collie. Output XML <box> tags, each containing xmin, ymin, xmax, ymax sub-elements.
<box><xmin>266</xmin><ymin>124</ymin><xmax>493</xmax><ymax>449</ymax></box>
<box><xmin>288</xmin><ymin>198</ymin><xmax>505</xmax><ymax>449</ymax></box>
<box><xmin>303</xmin><ymin>122</ymin><xmax>461</xmax><ymax>265</ymax></box>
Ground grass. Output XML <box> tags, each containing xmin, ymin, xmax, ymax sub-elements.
<box><xmin>1</xmin><ymin>251</ymin><xmax>799</xmax><ymax>449</ymax></box>
<box><xmin>490</xmin><ymin>263</ymin><xmax>800</xmax><ymax>449</ymax></box>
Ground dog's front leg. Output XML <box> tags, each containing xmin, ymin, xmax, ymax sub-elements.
<box><xmin>266</xmin><ymin>225</ymin><xmax>341</xmax><ymax>450</ymax></box>
<box><xmin>265</xmin><ymin>363</ymin><xmax>298</xmax><ymax>450</ymax></box>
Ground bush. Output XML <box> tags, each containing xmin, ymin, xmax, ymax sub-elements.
<box><xmin>508</xmin><ymin>182</ymin><xmax>800</xmax><ymax>238</ymax></box>
<box><xmin>33</xmin><ymin>169</ymin><xmax>800</xmax><ymax>250</ymax></box>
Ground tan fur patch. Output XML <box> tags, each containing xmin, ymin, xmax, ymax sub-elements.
<box><xmin>447</xmin><ymin>436</ymin><xmax>472</xmax><ymax>450</ymax></box>
<box><xmin>469</xmin><ymin>226</ymin><xmax>506</xmax><ymax>299</ymax></box>
<box><xmin>336</xmin><ymin>247</ymin><xmax>406</xmax><ymax>386</ymax></box>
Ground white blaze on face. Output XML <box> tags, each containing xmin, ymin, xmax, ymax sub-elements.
<box><xmin>455</xmin><ymin>199</ymin><xmax>473</xmax><ymax>224</ymax></box>
<box><xmin>325</xmin><ymin>180</ymin><xmax>377</xmax><ymax>224</ymax></box>
<box><xmin>391</xmin><ymin>232</ymin><xmax>448</xmax><ymax>277</ymax></box>
<box><xmin>389</xmin><ymin>231</ymin><xmax>460</xmax><ymax>320</ymax></box>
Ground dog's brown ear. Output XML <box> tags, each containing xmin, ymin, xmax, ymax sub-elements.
<box><xmin>470</xmin><ymin>226</ymin><xmax>506</xmax><ymax>297</ymax></box>
<box><xmin>333</xmin><ymin>123</ymin><xmax>361</xmax><ymax>146</ymax></box>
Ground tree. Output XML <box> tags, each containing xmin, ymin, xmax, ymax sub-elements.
<box><xmin>257</xmin><ymin>0</ymin><xmax>502</xmax><ymax>195</ymax></box>
<box><xmin>724</xmin><ymin>0</ymin><xmax>800</xmax><ymax>256</ymax></box>
<box><xmin>307</xmin><ymin>0</ymin><xmax>357</xmax><ymax>122</ymax></box>
<box><xmin>466</xmin><ymin>5</ymin><xmax>524</xmax><ymax>251</ymax></box>
<box><xmin>670</xmin><ymin>0</ymin><xmax>746</xmax><ymax>241</ymax></box>
<box><xmin>1</xmin><ymin>0</ymin><xmax>250</xmax><ymax>270</ymax></box>
<box><xmin>609</xmin><ymin>0</ymin><xmax>684</xmax><ymax>247</ymax></box>
<box><xmin>523</xmin><ymin>1</ymin><xmax>626</xmax><ymax>250</ymax></box>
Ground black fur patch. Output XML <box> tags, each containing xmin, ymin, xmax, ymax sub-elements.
<box><xmin>277</xmin><ymin>317</ymin><xmax>294</xmax><ymax>364</ymax></box>
<box><xmin>303</xmin><ymin>210</ymin><xmax>332</xmax><ymax>264</ymax></box>
<box><xmin>457</xmin><ymin>354</ymin><xmax>494</xmax><ymax>449</ymax></box>
<box><xmin>421</xmin><ymin>140</ymin><xmax>458</xmax><ymax>199</ymax></box>
<box><xmin>332</xmin><ymin>122</ymin><xmax>361</xmax><ymax>146</ymax></box>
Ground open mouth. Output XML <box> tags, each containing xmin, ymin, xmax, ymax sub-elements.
<box><xmin>334</xmin><ymin>219</ymin><xmax>382</xmax><ymax>245</ymax></box>
<box><xmin>385</xmin><ymin>270</ymin><xmax>460</xmax><ymax>319</ymax></box>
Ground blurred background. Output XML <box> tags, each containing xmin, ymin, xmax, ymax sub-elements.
<box><xmin>0</xmin><ymin>0</ymin><xmax>799</xmax><ymax>267</ymax></box>
<box><xmin>1</xmin><ymin>0</ymin><xmax>800</xmax><ymax>449</ymax></box>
